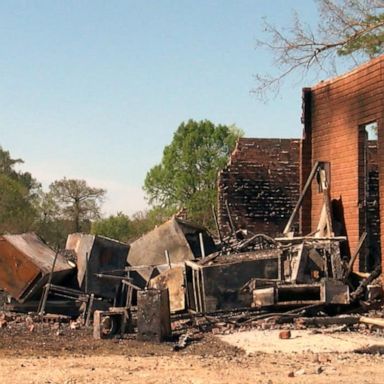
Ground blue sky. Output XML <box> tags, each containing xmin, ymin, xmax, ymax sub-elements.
<box><xmin>1</xmin><ymin>1</ymin><xmax>319</xmax><ymax>215</ymax></box>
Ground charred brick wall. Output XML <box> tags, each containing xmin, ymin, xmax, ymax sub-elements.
<box><xmin>218</xmin><ymin>138</ymin><xmax>300</xmax><ymax>237</ymax></box>
<box><xmin>302</xmin><ymin>56</ymin><xmax>384</xmax><ymax>272</ymax></box>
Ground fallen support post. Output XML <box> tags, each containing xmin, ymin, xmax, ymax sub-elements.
<box><xmin>243</xmin><ymin>304</ymin><xmax>324</xmax><ymax>324</ymax></box>
<box><xmin>296</xmin><ymin>316</ymin><xmax>360</xmax><ymax>327</ymax></box>
<box><xmin>283</xmin><ymin>161</ymin><xmax>322</xmax><ymax>236</ymax></box>
<box><xmin>350</xmin><ymin>265</ymin><xmax>381</xmax><ymax>300</ymax></box>
<box><xmin>359</xmin><ymin>316</ymin><xmax>384</xmax><ymax>328</ymax></box>
<box><xmin>344</xmin><ymin>232</ymin><xmax>367</xmax><ymax>281</ymax></box>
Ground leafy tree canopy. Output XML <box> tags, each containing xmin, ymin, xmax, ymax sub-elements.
<box><xmin>0</xmin><ymin>146</ymin><xmax>40</xmax><ymax>193</ymax></box>
<box><xmin>0</xmin><ymin>147</ymin><xmax>39</xmax><ymax>233</ymax></box>
<box><xmin>0</xmin><ymin>174</ymin><xmax>37</xmax><ymax>233</ymax></box>
<box><xmin>0</xmin><ymin>146</ymin><xmax>109</xmax><ymax>246</ymax></box>
<box><xmin>254</xmin><ymin>0</ymin><xmax>384</xmax><ymax>98</ymax></box>
<box><xmin>144</xmin><ymin>119</ymin><xmax>242</xmax><ymax>227</ymax></box>
<box><xmin>91</xmin><ymin>207</ymin><xmax>175</xmax><ymax>243</ymax></box>
<box><xmin>91</xmin><ymin>212</ymin><xmax>131</xmax><ymax>242</ymax></box>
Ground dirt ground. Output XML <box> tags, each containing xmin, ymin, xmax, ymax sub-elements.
<box><xmin>220</xmin><ymin>328</ymin><xmax>384</xmax><ymax>354</ymax></box>
<box><xmin>1</xmin><ymin>322</ymin><xmax>384</xmax><ymax>384</ymax></box>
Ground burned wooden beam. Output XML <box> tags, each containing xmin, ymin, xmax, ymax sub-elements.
<box><xmin>295</xmin><ymin>316</ymin><xmax>360</xmax><ymax>327</ymax></box>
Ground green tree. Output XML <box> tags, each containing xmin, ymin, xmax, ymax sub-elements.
<box><xmin>0</xmin><ymin>147</ymin><xmax>39</xmax><ymax>233</ymax></box>
<box><xmin>0</xmin><ymin>147</ymin><xmax>23</xmax><ymax>176</ymax></box>
<box><xmin>48</xmin><ymin>178</ymin><xmax>106</xmax><ymax>232</ymax></box>
<box><xmin>144</xmin><ymin>120</ymin><xmax>242</xmax><ymax>227</ymax></box>
<box><xmin>0</xmin><ymin>146</ymin><xmax>40</xmax><ymax>193</ymax></box>
<box><xmin>91</xmin><ymin>212</ymin><xmax>131</xmax><ymax>242</ymax></box>
<box><xmin>0</xmin><ymin>174</ymin><xmax>37</xmax><ymax>233</ymax></box>
<box><xmin>34</xmin><ymin>190</ymin><xmax>71</xmax><ymax>247</ymax></box>
<box><xmin>91</xmin><ymin>208</ymin><xmax>176</xmax><ymax>243</ymax></box>
<box><xmin>254</xmin><ymin>0</ymin><xmax>384</xmax><ymax>98</ymax></box>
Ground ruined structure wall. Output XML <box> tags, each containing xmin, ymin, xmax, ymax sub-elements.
<box><xmin>300</xmin><ymin>88</ymin><xmax>313</xmax><ymax>235</ymax></box>
<box><xmin>302</xmin><ymin>56</ymin><xmax>384</xmax><ymax>271</ymax></box>
<box><xmin>218</xmin><ymin>138</ymin><xmax>300</xmax><ymax>237</ymax></box>
<box><xmin>366</xmin><ymin>142</ymin><xmax>380</xmax><ymax>270</ymax></box>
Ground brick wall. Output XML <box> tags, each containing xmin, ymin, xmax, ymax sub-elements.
<box><xmin>302</xmin><ymin>56</ymin><xmax>384</xmax><ymax>271</ymax></box>
<box><xmin>218</xmin><ymin>138</ymin><xmax>300</xmax><ymax>237</ymax></box>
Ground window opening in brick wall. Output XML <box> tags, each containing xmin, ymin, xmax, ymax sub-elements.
<box><xmin>359</xmin><ymin>122</ymin><xmax>381</xmax><ymax>271</ymax></box>
<box><xmin>366</xmin><ymin>122</ymin><xmax>378</xmax><ymax>140</ymax></box>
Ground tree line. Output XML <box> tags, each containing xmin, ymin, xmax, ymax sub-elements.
<box><xmin>1</xmin><ymin>120</ymin><xmax>241</xmax><ymax>246</ymax></box>
<box><xmin>0</xmin><ymin>146</ymin><xmax>105</xmax><ymax>246</ymax></box>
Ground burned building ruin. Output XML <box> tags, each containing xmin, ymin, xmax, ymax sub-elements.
<box><xmin>217</xmin><ymin>138</ymin><xmax>300</xmax><ymax>237</ymax></box>
<box><xmin>217</xmin><ymin>56</ymin><xmax>384</xmax><ymax>276</ymax></box>
<box><xmin>301</xmin><ymin>55</ymin><xmax>383</xmax><ymax>274</ymax></box>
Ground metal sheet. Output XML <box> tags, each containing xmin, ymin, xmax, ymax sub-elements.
<box><xmin>3</xmin><ymin>233</ymin><xmax>72</xmax><ymax>274</ymax></box>
<box><xmin>128</xmin><ymin>217</ymin><xmax>216</xmax><ymax>282</ymax></box>
<box><xmin>66</xmin><ymin>233</ymin><xmax>129</xmax><ymax>299</ymax></box>
<box><xmin>149</xmin><ymin>266</ymin><xmax>185</xmax><ymax>313</ymax></box>
<box><xmin>0</xmin><ymin>233</ymin><xmax>74</xmax><ymax>302</ymax></box>
<box><xmin>137</xmin><ymin>289</ymin><xmax>171</xmax><ymax>342</ymax></box>
<box><xmin>253</xmin><ymin>287</ymin><xmax>275</xmax><ymax>307</ymax></box>
<box><xmin>322</xmin><ymin>279</ymin><xmax>350</xmax><ymax>304</ymax></box>
<box><xmin>253</xmin><ymin>280</ymin><xmax>350</xmax><ymax>307</ymax></box>
<box><xmin>186</xmin><ymin>249</ymin><xmax>281</xmax><ymax>313</ymax></box>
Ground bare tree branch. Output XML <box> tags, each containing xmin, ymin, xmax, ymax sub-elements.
<box><xmin>253</xmin><ymin>0</ymin><xmax>384</xmax><ymax>99</ymax></box>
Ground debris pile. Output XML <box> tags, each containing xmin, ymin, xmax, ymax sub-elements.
<box><xmin>0</xmin><ymin>161</ymin><xmax>383</xmax><ymax>347</ymax></box>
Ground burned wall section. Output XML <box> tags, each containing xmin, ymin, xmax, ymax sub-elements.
<box><xmin>301</xmin><ymin>56</ymin><xmax>384</xmax><ymax>272</ymax></box>
<box><xmin>300</xmin><ymin>88</ymin><xmax>313</xmax><ymax>236</ymax></box>
<box><xmin>365</xmin><ymin>141</ymin><xmax>380</xmax><ymax>271</ymax></box>
<box><xmin>218</xmin><ymin>138</ymin><xmax>300</xmax><ymax>237</ymax></box>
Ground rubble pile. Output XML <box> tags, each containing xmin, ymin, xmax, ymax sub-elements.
<box><xmin>0</xmin><ymin>161</ymin><xmax>383</xmax><ymax>349</ymax></box>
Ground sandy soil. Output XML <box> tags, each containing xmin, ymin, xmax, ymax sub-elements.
<box><xmin>1</xmin><ymin>322</ymin><xmax>384</xmax><ymax>384</ymax></box>
<box><xmin>220</xmin><ymin>328</ymin><xmax>384</xmax><ymax>354</ymax></box>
